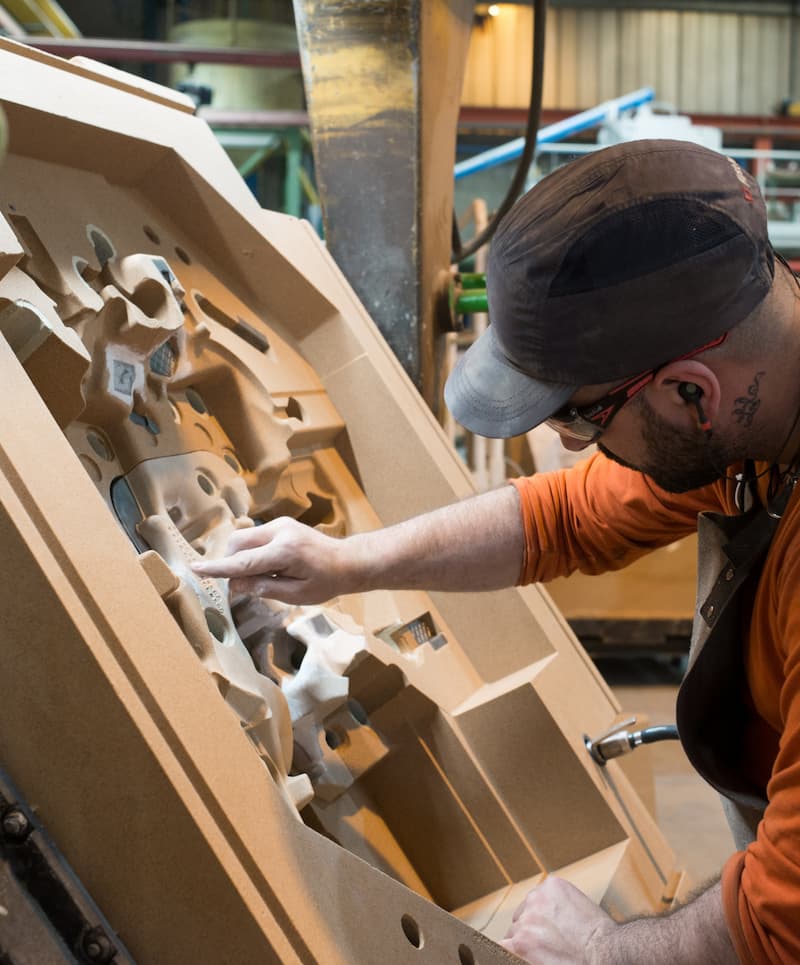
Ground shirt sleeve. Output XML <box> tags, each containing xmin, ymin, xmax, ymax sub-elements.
<box><xmin>510</xmin><ymin>451</ymin><xmax>723</xmax><ymax>585</ymax></box>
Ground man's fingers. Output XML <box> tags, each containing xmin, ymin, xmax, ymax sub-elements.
<box><xmin>191</xmin><ymin>546</ymin><xmax>279</xmax><ymax>579</ymax></box>
<box><xmin>229</xmin><ymin>574</ymin><xmax>290</xmax><ymax>598</ymax></box>
<box><xmin>226</xmin><ymin>522</ymin><xmax>275</xmax><ymax>553</ymax></box>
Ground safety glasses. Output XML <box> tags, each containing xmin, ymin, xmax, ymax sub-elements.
<box><xmin>545</xmin><ymin>333</ymin><xmax>728</xmax><ymax>444</ymax></box>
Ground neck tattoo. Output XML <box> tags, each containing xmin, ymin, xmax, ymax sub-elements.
<box><xmin>733</xmin><ymin>371</ymin><xmax>765</xmax><ymax>428</ymax></box>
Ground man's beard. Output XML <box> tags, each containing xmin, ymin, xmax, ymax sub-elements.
<box><xmin>598</xmin><ymin>397</ymin><xmax>743</xmax><ymax>494</ymax></box>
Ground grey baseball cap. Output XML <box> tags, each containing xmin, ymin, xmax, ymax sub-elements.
<box><xmin>444</xmin><ymin>138</ymin><xmax>773</xmax><ymax>438</ymax></box>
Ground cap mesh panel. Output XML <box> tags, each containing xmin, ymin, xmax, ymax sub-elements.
<box><xmin>547</xmin><ymin>198</ymin><xmax>744</xmax><ymax>297</ymax></box>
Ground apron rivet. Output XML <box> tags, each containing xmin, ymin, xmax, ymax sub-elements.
<box><xmin>725</xmin><ymin>568</ymin><xmax>735</xmax><ymax>581</ymax></box>
<box><xmin>707</xmin><ymin>604</ymin><xmax>715</xmax><ymax>617</ymax></box>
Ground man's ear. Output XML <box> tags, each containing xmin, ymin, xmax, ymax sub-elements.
<box><xmin>652</xmin><ymin>360</ymin><xmax>721</xmax><ymax>427</ymax></box>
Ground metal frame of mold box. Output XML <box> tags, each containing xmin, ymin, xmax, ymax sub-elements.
<box><xmin>0</xmin><ymin>37</ymin><xmax>684</xmax><ymax>964</ymax></box>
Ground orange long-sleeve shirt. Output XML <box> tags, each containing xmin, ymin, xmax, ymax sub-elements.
<box><xmin>511</xmin><ymin>451</ymin><xmax>800</xmax><ymax>964</ymax></box>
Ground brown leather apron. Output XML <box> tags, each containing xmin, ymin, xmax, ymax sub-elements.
<box><xmin>676</xmin><ymin>478</ymin><xmax>797</xmax><ymax>849</ymax></box>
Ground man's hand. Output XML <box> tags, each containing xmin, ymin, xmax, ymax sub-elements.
<box><xmin>191</xmin><ymin>517</ymin><xmax>359</xmax><ymax>604</ymax></box>
<box><xmin>191</xmin><ymin>486</ymin><xmax>526</xmax><ymax>605</ymax></box>
<box><xmin>500</xmin><ymin>877</ymin><xmax>616</xmax><ymax>964</ymax></box>
<box><xmin>499</xmin><ymin>876</ymin><xmax>737</xmax><ymax>965</ymax></box>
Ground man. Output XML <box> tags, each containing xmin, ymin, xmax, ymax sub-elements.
<box><xmin>193</xmin><ymin>140</ymin><xmax>800</xmax><ymax>963</ymax></box>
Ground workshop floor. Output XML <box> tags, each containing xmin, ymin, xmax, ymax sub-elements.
<box><xmin>599</xmin><ymin>658</ymin><xmax>734</xmax><ymax>890</ymax></box>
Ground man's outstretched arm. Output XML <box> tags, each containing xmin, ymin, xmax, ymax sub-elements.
<box><xmin>501</xmin><ymin>876</ymin><xmax>738</xmax><ymax>965</ymax></box>
<box><xmin>191</xmin><ymin>485</ymin><xmax>525</xmax><ymax>604</ymax></box>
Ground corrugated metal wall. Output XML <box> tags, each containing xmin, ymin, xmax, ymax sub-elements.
<box><xmin>462</xmin><ymin>5</ymin><xmax>797</xmax><ymax>115</ymax></box>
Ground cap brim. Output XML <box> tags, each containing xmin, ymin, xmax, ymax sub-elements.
<box><xmin>444</xmin><ymin>326</ymin><xmax>577</xmax><ymax>438</ymax></box>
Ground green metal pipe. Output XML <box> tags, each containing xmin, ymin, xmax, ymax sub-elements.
<box><xmin>455</xmin><ymin>289</ymin><xmax>488</xmax><ymax>314</ymax></box>
<box><xmin>458</xmin><ymin>272</ymin><xmax>486</xmax><ymax>289</ymax></box>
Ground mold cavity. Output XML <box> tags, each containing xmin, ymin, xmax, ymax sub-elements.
<box><xmin>310</xmin><ymin>613</ymin><xmax>333</xmax><ymax>637</ymax></box>
<box><xmin>194</xmin><ymin>292</ymin><xmax>270</xmax><ymax>352</ymax></box>
<box><xmin>348</xmin><ymin>699</ymin><xmax>369</xmax><ymax>726</ymax></box>
<box><xmin>197</xmin><ymin>474</ymin><xmax>214</xmax><ymax>495</ymax></box>
<box><xmin>86</xmin><ymin>430</ymin><xmax>113</xmax><ymax>461</ymax></box>
<box><xmin>110</xmin><ymin>476</ymin><xmax>149</xmax><ymax>554</ymax></box>
<box><xmin>150</xmin><ymin>341</ymin><xmax>177</xmax><ymax>378</ymax></box>
<box><xmin>175</xmin><ymin>245</ymin><xmax>191</xmax><ymax>264</ymax></box>
<box><xmin>185</xmin><ymin>388</ymin><xmax>208</xmax><ymax>414</ymax></box>
<box><xmin>143</xmin><ymin>224</ymin><xmax>160</xmax><ymax>245</ymax></box>
<box><xmin>72</xmin><ymin>255</ymin><xmax>99</xmax><ymax>287</ymax></box>
<box><xmin>87</xmin><ymin>225</ymin><xmax>115</xmax><ymax>265</ymax></box>
<box><xmin>129</xmin><ymin>411</ymin><xmax>160</xmax><ymax>436</ymax></box>
<box><xmin>458</xmin><ymin>946</ymin><xmax>476</xmax><ymax>965</ymax></box>
<box><xmin>263</xmin><ymin>628</ymin><xmax>308</xmax><ymax>676</ymax></box>
<box><xmin>289</xmin><ymin>641</ymin><xmax>307</xmax><ymax>671</ymax></box>
<box><xmin>324</xmin><ymin>728</ymin><xmax>345</xmax><ymax>750</ymax></box>
<box><xmin>297</xmin><ymin>493</ymin><xmax>335</xmax><ymax>528</ymax></box>
<box><xmin>131</xmin><ymin>278</ymin><xmax>167</xmax><ymax>319</ymax></box>
<box><xmin>205</xmin><ymin>608</ymin><xmax>228</xmax><ymax>643</ymax></box>
<box><xmin>79</xmin><ymin>454</ymin><xmax>102</xmax><ymax>484</ymax></box>
<box><xmin>401</xmin><ymin>915</ymin><xmax>423</xmax><ymax>949</ymax></box>
<box><xmin>152</xmin><ymin>257</ymin><xmax>177</xmax><ymax>289</ymax></box>
<box><xmin>274</xmin><ymin>396</ymin><xmax>303</xmax><ymax>421</ymax></box>
<box><xmin>224</xmin><ymin>453</ymin><xmax>241</xmax><ymax>473</ymax></box>
<box><xmin>167</xmin><ymin>506</ymin><xmax>182</xmax><ymax>523</ymax></box>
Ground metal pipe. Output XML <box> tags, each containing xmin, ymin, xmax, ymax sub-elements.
<box><xmin>23</xmin><ymin>37</ymin><xmax>301</xmax><ymax>66</ymax></box>
<box><xmin>455</xmin><ymin>290</ymin><xmax>488</xmax><ymax>314</ymax></box>
<box><xmin>454</xmin><ymin>87</ymin><xmax>655</xmax><ymax>181</ymax></box>
<box><xmin>585</xmin><ymin>722</ymin><xmax>679</xmax><ymax>766</ymax></box>
<box><xmin>458</xmin><ymin>272</ymin><xmax>486</xmax><ymax>290</ymax></box>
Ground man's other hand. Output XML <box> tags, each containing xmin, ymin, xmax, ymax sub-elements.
<box><xmin>500</xmin><ymin>876</ymin><xmax>616</xmax><ymax>964</ymax></box>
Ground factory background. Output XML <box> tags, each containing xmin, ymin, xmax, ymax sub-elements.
<box><xmin>0</xmin><ymin>2</ymin><xmax>793</xmax><ymax>959</ymax></box>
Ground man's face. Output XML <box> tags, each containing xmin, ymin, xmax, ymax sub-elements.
<box><xmin>597</xmin><ymin>394</ymin><xmax>741</xmax><ymax>494</ymax></box>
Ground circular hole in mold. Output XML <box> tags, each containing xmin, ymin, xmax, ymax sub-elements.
<box><xmin>175</xmin><ymin>245</ymin><xmax>191</xmax><ymax>265</ymax></box>
<box><xmin>348</xmin><ymin>699</ymin><xmax>369</xmax><ymax>726</ymax></box>
<box><xmin>224</xmin><ymin>453</ymin><xmax>241</xmax><ymax>473</ymax></box>
<box><xmin>86</xmin><ymin>429</ymin><xmax>113</xmax><ymax>462</ymax></box>
<box><xmin>324</xmin><ymin>728</ymin><xmax>344</xmax><ymax>750</ymax></box>
<box><xmin>401</xmin><ymin>915</ymin><xmax>423</xmax><ymax>949</ymax></box>
<box><xmin>143</xmin><ymin>224</ymin><xmax>160</xmax><ymax>245</ymax></box>
<box><xmin>194</xmin><ymin>544</ymin><xmax>207</xmax><ymax>556</ymax></box>
<box><xmin>78</xmin><ymin>454</ymin><xmax>102</xmax><ymax>484</ymax></box>
<box><xmin>168</xmin><ymin>506</ymin><xmax>182</xmax><ymax>523</ymax></box>
<box><xmin>185</xmin><ymin>388</ymin><xmax>208</xmax><ymax>414</ymax></box>
<box><xmin>205</xmin><ymin>608</ymin><xmax>228</xmax><ymax>643</ymax></box>
<box><xmin>458</xmin><ymin>945</ymin><xmax>476</xmax><ymax>965</ymax></box>
<box><xmin>197</xmin><ymin>474</ymin><xmax>214</xmax><ymax>496</ymax></box>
